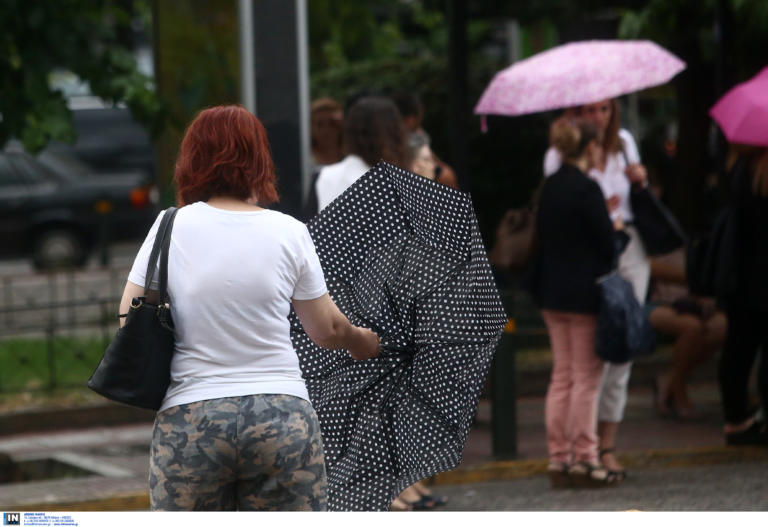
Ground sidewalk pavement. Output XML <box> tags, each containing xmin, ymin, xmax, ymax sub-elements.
<box><xmin>0</xmin><ymin>351</ymin><xmax>766</xmax><ymax>510</ymax></box>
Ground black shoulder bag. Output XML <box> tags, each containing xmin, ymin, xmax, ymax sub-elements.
<box><xmin>686</xmin><ymin>158</ymin><xmax>747</xmax><ymax>302</ymax></box>
<box><xmin>629</xmin><ymin>186</ymin><xmax>688</xmax><ymax>256</ymax></box>
<box><xmin>88</xmin><ymin>207</ymin><xmax>179</xmax><ymax>410</ymax></box>
<box><xmin>619</xmin><ymin>142</ymin><xmax>688</xmax><ymax>256</ymax></box>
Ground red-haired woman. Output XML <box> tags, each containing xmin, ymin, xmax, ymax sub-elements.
<box><xmin>118</xmin><ymin>105</ymin><xmax>380</xmax><ymax>511</ymax></box>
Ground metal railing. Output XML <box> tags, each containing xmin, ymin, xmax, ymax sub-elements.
<box><xmin>0</xmin><ymin>268</ymin><xmax>129</xmax><ymax>392</ymax></box>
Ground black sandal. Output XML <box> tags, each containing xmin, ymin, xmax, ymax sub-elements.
<box><xmin>599</xmin><ymin>448</ymin><xmax>627</xmax><ymax>482</ymax></box>
<box><xmin>416</xmin><ymin>494</ymin><xmax>448</xmax><ymax>508</ymax></box>
<box><xmin>568</xmin><ymin>461</ymin><xmax>621</xmax><ymax>488</ymax></box>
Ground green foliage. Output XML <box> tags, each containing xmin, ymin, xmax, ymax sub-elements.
<box><xmin>0</xmin><ymin>336</ymin><xmax>106</xmax><ymax>392</ymax></box>
<box><xmin>0</xmin><ymin>0</ymin><xmax>164</xmax><ymax>153</ymax></box>
<box><xmin>308</xmin><ymin>0</ymin><xmax>401</xmax><ymax>69</ymax></box>
<box><xmin>618</xmin><ymin>0</ymin><xmax>768</xmax><ymax>80</ymax></box>
<box><xmin>308</xmin><ymin>0</ymin><xmax>462</xmax><ymax>71</ymax></box>
<box><xmin>309</xmin><ymin>1</ymin><xmax>552</xmax><ymax>244</ymax></box>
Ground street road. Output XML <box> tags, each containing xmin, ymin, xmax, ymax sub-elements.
<box><xmin>434</xmin><ymin>461</ymin><xmax>768</xmax><ymax>511</ymax></box>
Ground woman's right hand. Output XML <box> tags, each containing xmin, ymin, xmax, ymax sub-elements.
<box><xmin>348</xmin><ymin>327</ymin><xmax>381</xmax><ymax>361</ymax></box>
<box><xmin>605</xmin><ymin>194</ymin><xmax>621</xmax><ymax>212</ymax></box>
<box><xmin>613</xmin><ymin>216</ymin><xmax>625</xmax><ymax>231</ymax></box>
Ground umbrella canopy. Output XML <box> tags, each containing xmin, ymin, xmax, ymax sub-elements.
<box><xmin>710</xmin><ymin>65</ymin><xmax>768</xmax><ymax>146</ymax></box>
<box><xmin>289</xmin><ymin>162</ymin><xmax>506</xmax><ymax>511</ymax></box>
<box><xmin>474</xmin><ymin>39</ymin><xmax>686</xmax><ymax>118</ymax></box>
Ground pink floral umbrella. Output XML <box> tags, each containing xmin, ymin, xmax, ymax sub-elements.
<box><xmin>710</xmin><ymin>66</ymin><xmax>768</xmax><ymax>146</ymax></box>
<box><xmin>474</xmin><ymin>40</ymin><xmax>686</xmax><ymax>122</ymax></box>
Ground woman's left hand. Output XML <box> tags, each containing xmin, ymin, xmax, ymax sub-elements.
<box><xmin>625</xmin><ymin>163</ymin><xmax>648</xmax><ymax>187</ymax></box>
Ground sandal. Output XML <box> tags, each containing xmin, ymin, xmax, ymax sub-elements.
<box><xmin>725</xmin><ymin>421</ymin><xmax>768</xmax><ymax>446</ymax></box>
<box><xmin>598</xmin><ymin>448</ymin><xmax>627</xmax><ymax>482</ymax></box>
<box><xmin>652</xmin><ymin>377</ymin><xmax>674</xmax><ymax>418</ymax></box>
<box><xmin>412</xmin><ymin>481</ymin><xmax>448</xmax><ymax>508</ymax></box>
<box><xmin>547</xmin><ymin>461</ymin><xmax>570</xmax><ymax>489</ymax></box>
<box><xmin>568</xmin><ymin>461</ymin><xmax>620</xmax><ymax>488</ymax></box>
<box><xmin>409</xmin><ymin>496</ymin><xmax>439</xmax><ymax>510</ymax></box>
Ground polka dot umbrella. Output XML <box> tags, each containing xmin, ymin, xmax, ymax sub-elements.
<box><xmin>290</xmin><ymin>162</ymin><xmax>507</xmax><ymax>511</ymax></box>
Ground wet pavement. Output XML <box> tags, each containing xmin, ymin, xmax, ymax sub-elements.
<box><xmin>1</xmin><ymin>351</ymin><xmax>766</xmax><ymax>511</ymax></box>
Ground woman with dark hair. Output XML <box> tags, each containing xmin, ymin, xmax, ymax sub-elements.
<box><xmin>315</xmin><ymin>96</ymin><xmax>409</xmax><ymax>212</ymax></box>
<box><xmin>118</xmin><ymin>105</ymin><xmax>380</xmax><ymax>511</ymax></box>
<box><xmin>544</xmin><ymin>98</ymin><xmax>650</xmax><ymax>479</ymax></box>
<box><xmin>718</xmin><ymin>145</ymin><xmax>768</xmax><ymax>445</ymax></box>
<box><xmin>310</xmin><ymin>97</ymin><xmax>344</xmax><ymax>170</ymax></box>
<box><xmin>531</xmin><ymin>118</ymin><xmax>623</xmax><ymax>487</ymax></box>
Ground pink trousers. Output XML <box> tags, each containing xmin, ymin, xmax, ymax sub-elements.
<box><xmin>542</xmin><ymin>310</ymin><xmax>604</xmax><ymax>464</ymax></box>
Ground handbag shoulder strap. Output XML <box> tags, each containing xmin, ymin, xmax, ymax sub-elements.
<box><xmin>619</xmin><ymin>136</ymin><xmax>630</xmax><ymax>167</ymax></box>
<box><xmin>144</xmin><ymin>207</ymin><xmax>178</xmax><ymax>297</ymax></box>
<box><xmin>158</xmin><ymin>208</ymin><xmax>178</xmax><ymax>304</ymax></box>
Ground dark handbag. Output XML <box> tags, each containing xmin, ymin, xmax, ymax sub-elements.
<box><xmin>686</xmin><ymin>159</ymin><xmax>749</xmax><ymax>301</ymax></box>
<box><xmin>686</xmin><ymin>205</ymin><xmax>739</xmax><ymax>299</ymax></box>
<box><xmin>629</xmin><ymin>187</ymin><xmax>687</xmax><ymax>256</ymax></box>
<box><xmin>595</xmin><ymin>271</ymin><xmax>656</xmax><ymax>364</ymax></box>
<box><xmin>87</xmin><ymin>207</ymin><xmax>179</xmax><ymax>410</ymax></box>
<box><xmin>489</xmin><ymin>208</ymin><xmax>537</xmax><ymax>270</ymax></box>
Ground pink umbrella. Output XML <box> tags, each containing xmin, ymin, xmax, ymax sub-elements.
<box><xmin>474</xmin><ymin>40</ymin><xmax>686</xmax><ymax>120</ymax></box>
<box><xmin>710</xmin><ymin>66</ymin><xmax>768</xmax><ymax>146</ymax></box>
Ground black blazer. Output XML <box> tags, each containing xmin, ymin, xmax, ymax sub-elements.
<box><xmin>532</xmin><ymin>163</ymin><xmax>616</xmax><ymax>313</ymax></box>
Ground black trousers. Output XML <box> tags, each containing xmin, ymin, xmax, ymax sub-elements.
<box><xmin>719</xmin><ymin>306</ymin><xmax>768</xmax><ymax>424</ymax></box>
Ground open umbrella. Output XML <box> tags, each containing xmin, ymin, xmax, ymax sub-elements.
<box><xmin>474</xmin><ymin>39</ymin><xmax>686</xmax><ymax>119</ymax></box>
<box><xmin>710</xmin><ymin>65</ymin><xmax>768</xmax><ymax>146</ymax></box>
<box><xmin>289</xmin><ymin>162</ymin><xmax>506</xmax><ymax>511</ymax></box>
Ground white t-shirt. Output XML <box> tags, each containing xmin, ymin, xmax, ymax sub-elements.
<box><xmin>543</xmin><ymin>128</ymin><xmax>641</xmax><ymax>222</ymax></box>
<box><xmin>315</xmin><ymin>154</ymin><xmax>370</xmax><ymax>212</ymax></box>
<box><xmin>127</xmin><ymin>202</ymin><xmax>328</xmax><ymax>412</ymax></box>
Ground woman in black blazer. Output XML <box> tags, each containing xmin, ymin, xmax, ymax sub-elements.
<box><xmin>530</xmin><ymin>117</ymin><xmax>622</xmax><ymax>488</ymax></box>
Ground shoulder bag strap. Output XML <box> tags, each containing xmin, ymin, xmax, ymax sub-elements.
<box><xmin>158</xmin><ymin>207</ymin><xmax>179</xmax><ymax>304</ymax></box>
<box><xmin>143</xmin><ymin>207</ymin><xmax>178</xmax><ymax>296</ymax></box>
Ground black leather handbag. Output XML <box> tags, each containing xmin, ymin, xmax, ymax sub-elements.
<box><xmin>629</xmin><ymin>187</ymin><xmax>688</xmax><ymax>256</ymax></box>
<box><xmin>88</xmin><ymin>207</ymin><xmax>179</xmax><ymax>410</ymax></box>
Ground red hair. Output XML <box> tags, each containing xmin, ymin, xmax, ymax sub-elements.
<box><xmin>174</xmin><ymin>105</ymin><xmax>279</xmax><ymax>206</ymax></box>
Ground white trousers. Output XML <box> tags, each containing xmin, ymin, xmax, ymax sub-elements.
<box><xmin>597</xmin><ymin>226</ymin><xmax>650</xmax><ymax>423</ymax></box>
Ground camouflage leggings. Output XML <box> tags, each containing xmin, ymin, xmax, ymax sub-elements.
<box><xmin>149</xmin><ymin>394</ymin><xmax>328</xmax><ymax>511</ymax></box>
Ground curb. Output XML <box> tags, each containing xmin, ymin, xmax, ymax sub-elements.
<box><xmin>0</xmin><ymin>404</ymin><xmax>154</xmax><ymax>437</ymax></box>
<box><xmin>427</xmin><ymin>445</ymin><xmax>768</xmax><ymax>486</ymax></box>
<box><xmin>14</xmin><ymin>493</ymin><xmax>150</xmax><ymax>512</ymax></box>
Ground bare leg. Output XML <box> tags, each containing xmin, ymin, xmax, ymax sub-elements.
<box><xmin>397</xmin><ymin>485</ymin><xmax>421</xmax><ymax>503</ymax></box>
<box><xmin>649</xmin><ymin>307</ymin><xmax>710</xmax><ymax>417</ymax></box>
<box><xmin>412</xmin><ymin>481</ymin><xmax>430</xmax><ymax>496</ymax></box>
<box><xmin>597</xmin><ymin>420</ymin><xmax>622</xmax><ymax>472</ymax></box>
